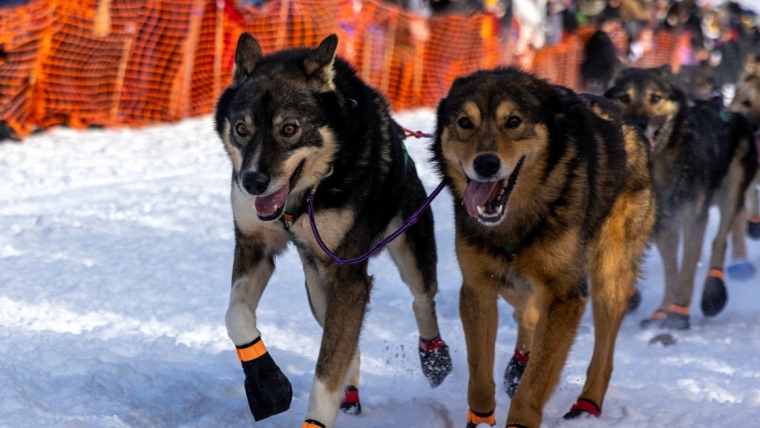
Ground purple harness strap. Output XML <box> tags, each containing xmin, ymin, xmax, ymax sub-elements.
<box><xmin>307</xmin><ymin>127</ymin><xmax>443</xmax><ymax>266</ymax></box>
<box><xmin>306</xmin><ymin>180</ymin><xmax>447</xmax><ymax>266</ymax></box>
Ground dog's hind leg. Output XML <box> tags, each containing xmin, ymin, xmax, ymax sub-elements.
<box><xmin>642</xmin><ymin>223</ymin><xmax>681</xmax><ymax>328</ymax></box>
<box><xmin>301</xmin><ymin>253</ymin><xmax>363</xmax><ymax>416</ymax></box>
<box><xmin>668</xmin><ymin>213</ymin><xmax>709</xmax><ymax>323</ymax></box>
<box><xmin>567</xmin><ymin>190</ymin><xmax>653</xmax><ymax>419</ymax></box>
<box><xmin>499</xmin><ymin>288</ymin><xmax>538</xmax><ymax>398</ymax></box>
<box><xmin>702</xmin><ymin>175</ymin><xmax>746</xmax><ymax>316</ymax></box>
<box><xmin>386</xmin><ymin>212</ymin><xmax>452</xmax><ymax>388</ymax></box>
<box><xmin>304</xmin><ymin>262</ymin><xmax>371</xmax><ymax>428</ymax></box>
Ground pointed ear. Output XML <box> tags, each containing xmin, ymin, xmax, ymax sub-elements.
<box><xmin>233</xmin><ymin>33</ymin><xmax>262</xmax><ymax>84</ymax></box>
<box><xmin>535</xmin><ymin>79</ymin><xmax>564</xmax><ymax>115</ymax></box>
<box><xmin>304</xmin><ymin>34</ymin><xmax>338</xmax><ymax>84</ymax></box>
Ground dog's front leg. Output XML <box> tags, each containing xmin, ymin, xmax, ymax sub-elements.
<box><xmin>457</xmin><ymin>241</ymin><xmax>501</xmax><ymax>427</ymax></box>
<box><xmin>226</xmin><ymin>233</ymin><xmax>292</xmax><ymax>422</ymax></box>
<box><xmin>507</xmin><ymin>281</ymin><xmax>585</xmax><ymax>428</ymax></box>
<box><xmin>303</xmin><ymin>261</ymin><xmax>371</xmax><ymax>428</ymax></box>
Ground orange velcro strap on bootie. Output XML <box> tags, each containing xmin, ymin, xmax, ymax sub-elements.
<box><xmin>668</xmin><ymin>303</ymin><xmax>690</xmax><ymax>316</ymax></box>
<box><xmin>708</xmin><ymin>268</ymin><xmax>724</xmax><ymax>281</ymax></box>
<box><xmin>235</xmin><ymin>337</ymin><xmax>268</xmax><ymax>362</ymax></box>
<box><xmin>468</xmin><ymin>409</ymin><xmax>496</xmax><ymax>426</ymax></box>
<box><xmin>302</xmin><ymin>420</ymin><xmax>326</xmax><ymax>428</ymax></box>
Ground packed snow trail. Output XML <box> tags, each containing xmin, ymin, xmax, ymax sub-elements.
<box><xmin>1</xmin><ymin>112</ymin><xmax>760</xmax><ymax>427</ymax></box>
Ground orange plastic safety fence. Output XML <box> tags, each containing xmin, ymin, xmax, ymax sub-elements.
<box><xmin>0</xmin><ymin>0</ymin><xmax>709</xmax><ymax>140</ymax></box>
<box><xmin>531</xmin><ymin>34</ymin><xmax>581</xmax><ymax>90</ymax></box>
<box><xmin>32</xmin><ymin>0</ymin><xmax>144</xmax><ymax>131</ymax></box>
<box><xmin>633</xmin><ymin>30</ymin><xmax>680</xmax><ymax>70</ymax></box>
<box><xmin>0</xmin><ymin>0</ymin><xmax>53</xmax><ymax>139</ymax></box>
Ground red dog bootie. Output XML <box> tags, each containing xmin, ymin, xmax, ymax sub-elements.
<box><xmin>339</xmin><ymin>385</ymin><xmax>361</xmax><ymax>415</ymax></box>
<box><xmin>419</xmin><ymin>335</ymin><xmax>453</xmax><ymax>387</ymax></box>
<box><xmin>563</xmin><ymin>398</ymin><xmax>600</xmax><ymax>419</ymax></box>
<box><xmin>504</xmin><ymin>349</ymin><xmax>530</xmax><ymax>398</ymax></box>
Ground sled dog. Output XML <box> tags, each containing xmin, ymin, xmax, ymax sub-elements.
<box><xmin>606</xmin><ymin>66</ymin><xmax>758</xmax><ymax>329</ymax></box>
<box><xmin>432</xmin><ymin>67</ymin><xmax>655</xmax><ymax>427</ymax></box>
<box><xmin>215</xmin><ymin>33</ymin><xmax>452</xmax><ymax>427</ymax></box>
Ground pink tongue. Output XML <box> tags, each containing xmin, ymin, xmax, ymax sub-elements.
<box><xmin>253</xmin><ymin>183</ymin><xmax>290</xmax><ymax>218</ymax></box>
<box><xmin>463</xmin><ymin>180</ymin><xmax>501</xmax><ymax>218</ymax></box>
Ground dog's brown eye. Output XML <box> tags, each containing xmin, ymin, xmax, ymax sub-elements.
<box><xmin>457</xmin><ymin>117</ymin><xmax>473</xmax><ymax>129</ymax></box>
<box><xmin>282</xmin><ymin>124</ymin><xmax>298</xmax><ymax>136</ymax></box>
<box><xmin>618</xmin><ymin>94</ymin><xmax>631</xmax><ymax>104</ymax></box>
<box><xmin>651</xmin><ymin>94</ymin><xmax>662</xmax><ymax>103</ymax></box>
<box><xmin>235</xmin><ymin>122</ymin><xmax>248</xmax><ymax>136</ymax></box>
<box><xmin>743</xmin><ymin>99</ymin><xmax>752</xmax><ymax>107</ymax></box>
<box><xmin>505</xmin><ymin>115</ymin><xmax>522</xmax><ymax>129</ymax></box>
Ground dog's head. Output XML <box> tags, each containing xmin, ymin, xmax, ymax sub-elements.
<box><xmin>730</xmin><ymin>75</ymin><xmax>760</xmax><ymax>129</ymax></box>
<box><xmin>604</xmin><ymin>65</ymin><xmax>683</xmax><ymax>147</ymax></box>
<box><xmin>432</xmin><ymin>67</ymin><xmax>564</xmax><ymax>226</ymax></box>
<box><xmin>215</xmin><ymin>33</ymin><xmax>344</xmax><ymax>221</ymax></box>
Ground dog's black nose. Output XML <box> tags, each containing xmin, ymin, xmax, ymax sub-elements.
<box><xmin>242</xmin><ymin>171</ymin><xmax>270</xmax><ymax>195</ymax></box>
<box><xmin>473</xmin><ymin>154</ymin><xmax>501</xmax><ymax>178</ymax></box>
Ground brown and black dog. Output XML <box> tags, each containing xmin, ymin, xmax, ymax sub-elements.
<box><xmin>606</xmin><ymin>66</ymin><xmax>758</xmax><ymax>330</ymax></box>
<box><xmin>432</xmin><ymin>67</ymin><xmax>656</xmax><ymax>427</ymax></box>
<box><xmin>729</xmin><ymin>73</ymin><xmax>760</xmax><ymax>260</ymax></box>
<box><xmin>215</xmin><ymin>33</ymin><xmax>452</xmax><ymax>427</ymax></box>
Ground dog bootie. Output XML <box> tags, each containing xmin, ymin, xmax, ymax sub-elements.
<box><xmin>563</xmin><ymin>398</ymin><xmax>601</xmax><ymax>419</ymax></box>
<box><xmin>419</xmin><ymin>336</ymin><xmax>453</xmax><ymax>388</ymax></box>
<box><xmin>640</xmin><ymin>309</ymin><xmax>667</xmax><ymax>329</ymax></box>
<box><xmin>237</xmin><ymin>337</ymin><xmax>293</xmax><ymax>421</ymax></box>
<box><xmin>660</xmin><ymin>304</ymin><xmax>690</xmax><ymax>330</ymax></box>
<box><xmin>626</xmin><ymin>288</ymin><xmax>642</xmax><ymax>314</ymax></box>
<box><xmin>466</xmin><ymin>409</ymin><xmax>495</xmax><ymax>427</ymax></box>
<box><xmin>701</xmin><ymin>269</ymin><xmax>728</xmax><ymax>317</ymax></box>
<box><xmin>339</xmin><ymin>385</ymin><xmax>361</xmax><ymax>415</ymax></box>
<box><xmin>503</xmin><ymin>349</ymin><xmax>530</xmax><ymax>398</ymax></box>
<box><xmin>727</xmin><ymin>259</ymin><xmax>757</xmax><ymax>281</ymax></box>
<box><xmin>748</xmin><ymin>218</ymin><xmax>760</xmax><ymax>240</ymax></box>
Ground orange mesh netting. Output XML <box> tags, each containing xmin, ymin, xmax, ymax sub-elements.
<box><xmin>0</xmin><ymin>0</ymin><xmax>706</xmax><ymax>140</ymax></box>
<box><xmin>0</xmin><ymin>0</ymin><xmax>53</xmax><ymax>139</ymax></box>
<box><xmin>32</xmin><ymin>0</ymin><xmax>145</xmax><ymax>131</ymax></box>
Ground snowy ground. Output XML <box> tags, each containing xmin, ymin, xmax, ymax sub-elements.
<box><xmin>2</xmin><ymin>110</ymin><xmax>760</xmax><ymax>428</ymax></box>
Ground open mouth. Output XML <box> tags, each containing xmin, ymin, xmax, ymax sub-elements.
<box><xmin>463</xmin><ymin>157</ymin><xmax>524</xmax><ymax>225</ymax></box>
<box><xmin>252</xmin><ymin>160</ymin><xmax>305</xmax><ymax>221</ymax></box>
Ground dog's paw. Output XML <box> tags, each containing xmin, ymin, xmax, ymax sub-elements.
<box><xmin>241</xmin><ymin>348</ymin><xmax>292</xmax><ymax>421</ymax></box>
<box><xmin>626</xmin><ymin>288</ymin><xmax>642</xmax><ymax>314</ymax></box>
<box><xmin>640</xmin><ymin>310</ymin><xmax>666</xmax><ymax>329</ymax></box>
<box><xmin>727</xmin><ymin>260</ymin><xmax>757</xmax><ymax>281</ymax></box>
<box><xmin>419</xmin><ymin>336</ymin><xmax>453</xmax><ymax>388</ymax></box>
<box><xmin>503</xmin><ymin>349</ymin><xmax>529</xmax><ymax>398</ymax></box>
<box><xmin>659</xmin><ymin>312</ymin><xmax>690</xmax><ymax>330</ymax></box>
<box><xmin>339</xmin><ymin>385</ymin><xmax>361</xmax><ymax>416</ymax></box>
<box><xmin>701</xmin><ymin>272</ymin><xmax>727</xmax><ymax>317</ymax></box>
<box><xmin>748</xmin><ymin>219</ymin><xmax>760</xmax><ymax>240</ymax></box>
<box><xmin>563</xmin><ymin>398</ymin><xmax>600</xmax><ymax>420</ymax></box>
<box><xmin>466</xmin><ymin>409</ymin><xmax>495</xmax><ymax>427</ymax></box>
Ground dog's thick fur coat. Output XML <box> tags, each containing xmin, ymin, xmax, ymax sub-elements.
<box><xmin>215</xmin><ymin>33</ymin><xmax>451</xmax><ymax>427</ymax></box>
<box><xmin>432</xmin><ymin>67</ymin><xmax>656</xmax><ymax>427</ymax></box>
<box><xmin>606</xmin><ymin>66</ymin><xmax>758</xmax><ymax>327</ymax></box>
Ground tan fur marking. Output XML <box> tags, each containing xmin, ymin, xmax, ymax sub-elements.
<box><xmin>221</xmin><ymin>121</ymin><xmax>243</xmax><ymax>172</ymax></box>
<box><xmin>293</xmin><ymin>208</ymin><xmax>355</xmax><ymax>260</ymax></box>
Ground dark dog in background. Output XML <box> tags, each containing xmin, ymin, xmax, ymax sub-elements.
<box><xmin>580</xmin><ymin>29</ymin><xmax>623</xmax><ymax>95</ymax></box>
<box><xmin>215</xmin><ymin>33</ymin><xmax>452</xmax><ymax>427</ymax></box>
<box><xmin>433</xmin><ymin>67</ymin><xmax>655</xmax><ymax>427</ymax></box>
<box><xmin>606</xmin><ymin>65</ymin><xmax>758</xmax><ymax>330</ymax></box>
